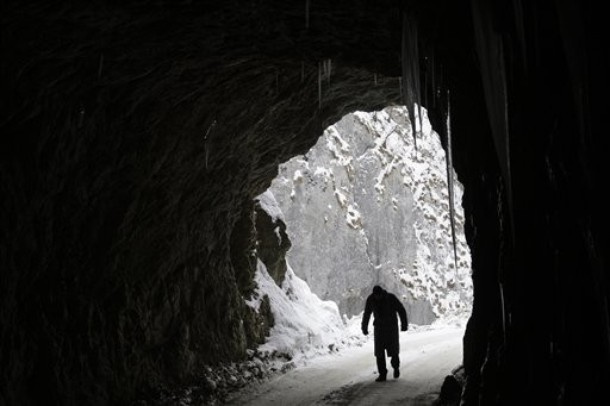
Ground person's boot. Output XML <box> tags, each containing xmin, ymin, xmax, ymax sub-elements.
<box><xmin>375</xmin><ymin>373</ymin><xmax>387</xmax><ymax>382</ymax></box>
<box><xmin>393</xmin><ymin>368</ymin><xmax>400</xmax><ymax>379</ymax></box>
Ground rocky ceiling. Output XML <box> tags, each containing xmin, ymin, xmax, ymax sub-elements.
<box><xmin>1</xmin><ymin>0</ymin><xmax>607</xmax><ymax>404</ymax></box>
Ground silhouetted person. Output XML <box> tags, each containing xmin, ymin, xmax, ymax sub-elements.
<box><xmin>361</xmin><ymin>285</ymin><xmax>408</xmax><ymax>381</ymax></box>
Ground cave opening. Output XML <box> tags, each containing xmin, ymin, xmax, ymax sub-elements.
<box><xmin>2</xmin><ymin>0</ymin><xmax>607</xmax><ymax>405</ymax></box>
<box><xmin>234</xmin><ymin>104</ymin><xmax>474</xmax><ymax>400</ymax></box>
<box><xmin>258</xmin><ymin>104</ymin><xmax>472</xmax><ymax>318</ymax></box>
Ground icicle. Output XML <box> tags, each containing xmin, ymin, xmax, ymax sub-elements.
<box><xmin>445</xmin><ymin>90</ymin><xmax>459</xmax><ymax>281</ymax></box>
<box><xmin>471</xmin><ymin>0</ymin><xmax>515</xmax><ymax>245</ymax></box>
<box><xmin>512</xmin><ymin>0</ymin><xmax>527</xmax><ymax>72</ymax></box>
<box><xmin>401</xmin><ymin>11</ymin><xmax>418</xmax><ymax>154</ymax></box>
<box><xmin>318</xmin><ymin>61</ymin><xmax>322</xmax><ymax>109</ymax></box>
<box><xmin>78</xmin><ymin>106</ymin><xmax>85</xmax><ymax>128</ymax></box>
<box><xmin>423</xmin><ymin>69</ymin><xmax>428</xmax><ymax>109</ymax></box>
<box><xmin>430</xmin><ymin>52</ymin><xmax>437</xmax><ymax>108</ymax></box>
<box><xmin>499</xmin><ymin>281</ymin><xmax>507</xmax><ymax>344</ymax></box>
<box><xmin>503</xmin><ymin>92</ymin><xmax>514</xmax><ymax>246</ymax></box>
<box><xmin>204</xmin><ymin>120</ymin><xmax>216</xmax><ymax>171</ymax></box>
<box><xmin>305</xmin><ymin>0</ymin><xmax>310</xmax><ymax>30</ymax></box>
<box><xmin>398</xmin><ymin>77</ymin><xmax>402</xmax><ymax>100</ymax></box>
<box><xmin>411</xmin><ymin>24</ymin><xmax>422</xmax><ymax>134</ymax></box>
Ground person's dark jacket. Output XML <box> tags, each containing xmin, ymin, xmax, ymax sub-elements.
<box><xmin>361</xmin><ymin>288</ymin><xmax>408</xmax><ymax>357</ymax></box>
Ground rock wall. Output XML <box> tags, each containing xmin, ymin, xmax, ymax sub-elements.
<box><xmin>2</xmin><ymin>1</ymin><xmax>607</xmax><ymax>404</ymax></box>
<box><xmin>0</xmin><ymin>3</ymin><xmax>404</xmax><ymax>404</ymax></box>
<box><xmin>268</xmin><ymin>106</ymin><xmax>472</xmax><ymax>323</ymax></box>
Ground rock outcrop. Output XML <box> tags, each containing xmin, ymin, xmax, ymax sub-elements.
<box><xmin>254</xmin><ymin>192</ymin><xmax>292</xmax><ymax>286</ymax></box>
<box><xmin>268</xmin><ymin>106</ymin><xmax>472</xmax><ymax>323</ymax></box>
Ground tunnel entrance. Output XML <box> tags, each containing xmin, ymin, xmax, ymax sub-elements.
<box><xmin>248</xmin><ymin>105</ymin><xmax>472</xmax><ymax>360</ymax></box>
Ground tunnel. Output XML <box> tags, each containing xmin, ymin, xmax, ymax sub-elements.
<box><xmin>1</xmin><ymin>0</ymin><xmax>607</xmax><ymax>405</ymax></box>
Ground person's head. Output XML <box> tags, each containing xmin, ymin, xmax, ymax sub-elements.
<box><xmin>372</xmin><ymin>285</ymin><xmax>384</xmax><ymax>297</ymax></box>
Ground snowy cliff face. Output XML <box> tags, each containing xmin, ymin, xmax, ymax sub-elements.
<box><xmin>249</xmin><ymin>191</ymin><xmax>361</xmax><ymax>360</ymax></box>
<box><xmin>265</xmin><ymin>106</ymin><xmax>472</xmax><ymax>324</ymax></box>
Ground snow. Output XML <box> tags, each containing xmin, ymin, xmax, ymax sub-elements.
<box><xmin>273</xmin><ymin>226</ymin><xmax>282</xmax><ymax>244</ymax></box>
<box><xmin>228</xmin><ymin>323</ymin><xmax>466</xmax><ymax>405</ymax></box>
<box><xmin>349</xmin><ymin>106</ymin><xmax>472</xmax><ymax>317</ymax></box>
<box><xmin>314</xmin><ymin>166</ymin><xmax>332</xmax><ymax>182</ymax></box>
<box><xmin>334</xmin><ymin>188</ymin><xmax>348</xmax><ymax>208</ymax></box>
<box><xmin>240</xmin><ymin>105</ymin><xmax>473</xmax><ymax>402</ymax></box>
<box><xmin>326</xmin><ymin>126</ymin><xmax>353</xmax><ymax>168</ymax></box>
<box><xmin>255</xmin><ymin>190</ymin><xmax>284</xmax><ymax>222</ymax></box>
<box><xmin>250</xmin><ymin>259</ymin><xmax>365</xmax><ymax>362</ymax></box>
<box><xmin>293</xmin><ymin>169</ymin><xmax>304</xmax><ymax>182</ymax></box>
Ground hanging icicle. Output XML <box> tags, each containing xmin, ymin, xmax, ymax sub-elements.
<box><xmin>423</xmin><ymin>58</ymin><xmax>429</xmax><ymax>109</ymax></box>
<box><xmin>401</xmin><ymin>10</ymin><xmax>420</xmax><ymax>154</ymax></box>
<box><xmin>412</xmin><ymin>27</ymin><xmax>422</xmax><ymax>134</ymax></box>
<box><xmin>430</xmin><ymin>51</ymin><xmax>437</xmax><ymax>108</ymax></box>
<box><xmin>445</xmin><ymin>90</ymin><xmax>460</xmax><ymax>280</ymax></box>
<box><xmin>317</xmin><ymin>61</ymin><xmax>322</xmax><ymax>109</ymax></box>
<box><xmin>204</xmin><ymin>120</ymin><xmax>217</xmax><ymax>171</ymax></box>
<box><xmin>398</xmin><ymin>77</ymin><xmax>403</xmax><ymax>100</ymax></box>
<box><xmin>471</xmin><ymin>0</ymin><xmax>515</xmax><ymax>244</ymax></box>
<box><xmin>499</xmin><ymin>281</ymin><xmax>507</xmax><ymax>343</ymax></box>
<box><xmin>512</xmin><ymin>0</ymin><xmax>528</xmax><ymax>72</ymax></box>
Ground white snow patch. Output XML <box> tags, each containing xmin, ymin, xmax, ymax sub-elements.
<box><xmin>255</xmin><ymin>190</ymin><xmax>284</xmax><ymax>222</ymax></box>
<box><xmin>266</xmin><ymin>104</ymin><xmax>472</xmax><ymax>322</ymax></box>
<box><xmin>293</xmin><ymin>170</ymin><xmax>304</xmax><ymax>182</ymax></box>
<box><xmin>252</xmin><ymin>260</ymin><xmax>365</xmax><ymax>362</ymax></box>
<box><xmin>334</xmin><ymin>189</ymin><xmax>348</xmax><ymax>208</ymax></box>
<box><xmin>314</xmin><ymin>166</ymin><xmax>333</xmax><ymax>182</ymax></box>
<box><xmin>325</xmin><ymin>126</ymin><xmax>353</xmax><ymax>168</ymax></box>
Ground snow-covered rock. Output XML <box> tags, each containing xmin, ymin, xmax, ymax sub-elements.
<box><xmin>266</xmin><ymin>106</ymin><xmax>472</xmax><ymax>323</ymax></box>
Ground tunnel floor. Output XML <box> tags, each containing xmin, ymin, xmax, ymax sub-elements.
<box><xmin>226</xmin><ymin>323</ymin><xmax>464</xmax><ymax>405</ymax></box>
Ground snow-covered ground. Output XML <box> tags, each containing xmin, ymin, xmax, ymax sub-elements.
<box><xmin>238</xmin><ymin>258</ymin><xmax>466</xmax><ymax>404</ymax></box>
<box><xmin>225</xmin><ymin>106</ymin><xmax>472</xmax><ymax>404</ymax></box>
<box><xmin>227</xmin><ymin>323</ymin><xmax>465</xmax><ymax>405</ymax></box>
<box><xmin>250</xmin><ymin>115</ymin><xmax>471</xmax><ymax>363</ymax></box>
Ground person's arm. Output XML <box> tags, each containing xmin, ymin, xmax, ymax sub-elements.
<box><xmin>361</xmin><ymin>296</ymin><xmax>372</xmax><ymax>335</ymax></box>
<box><xmin>394</xmin><ymin>295</ymin><xmax>409</xmax><ymax>331</ymax></box>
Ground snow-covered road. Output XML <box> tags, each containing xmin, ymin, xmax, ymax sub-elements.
<box><xmin>227</xmin><ymin>326</ymin><xmax>464</xmax><ymax>405</ymax></box>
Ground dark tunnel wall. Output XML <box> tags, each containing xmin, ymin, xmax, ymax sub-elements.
<box><xmin>1</xmin><ymin>0</ymin><xmax>607</xmax><ymax>404</ymax></box>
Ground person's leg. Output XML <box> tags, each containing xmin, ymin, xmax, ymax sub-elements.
<box><xmin>375</xmin><ymin>354</ymin><xmax>387</xmax><ymax>381</ymax></box>
<box><xmin>391</xmin><ymin>354</ymin><xmax>400</xmax><ymax>378</ymax></box>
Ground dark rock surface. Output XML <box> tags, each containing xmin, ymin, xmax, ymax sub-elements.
<box><xmin>253</xmin><ymin>199</ymin><xmax>291</xmax><ymax>286</ymax></box>
<box><xmin>1</xmin><ymin>0</ymin><xmax>607</xmax><ymax>405</ymax></box>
